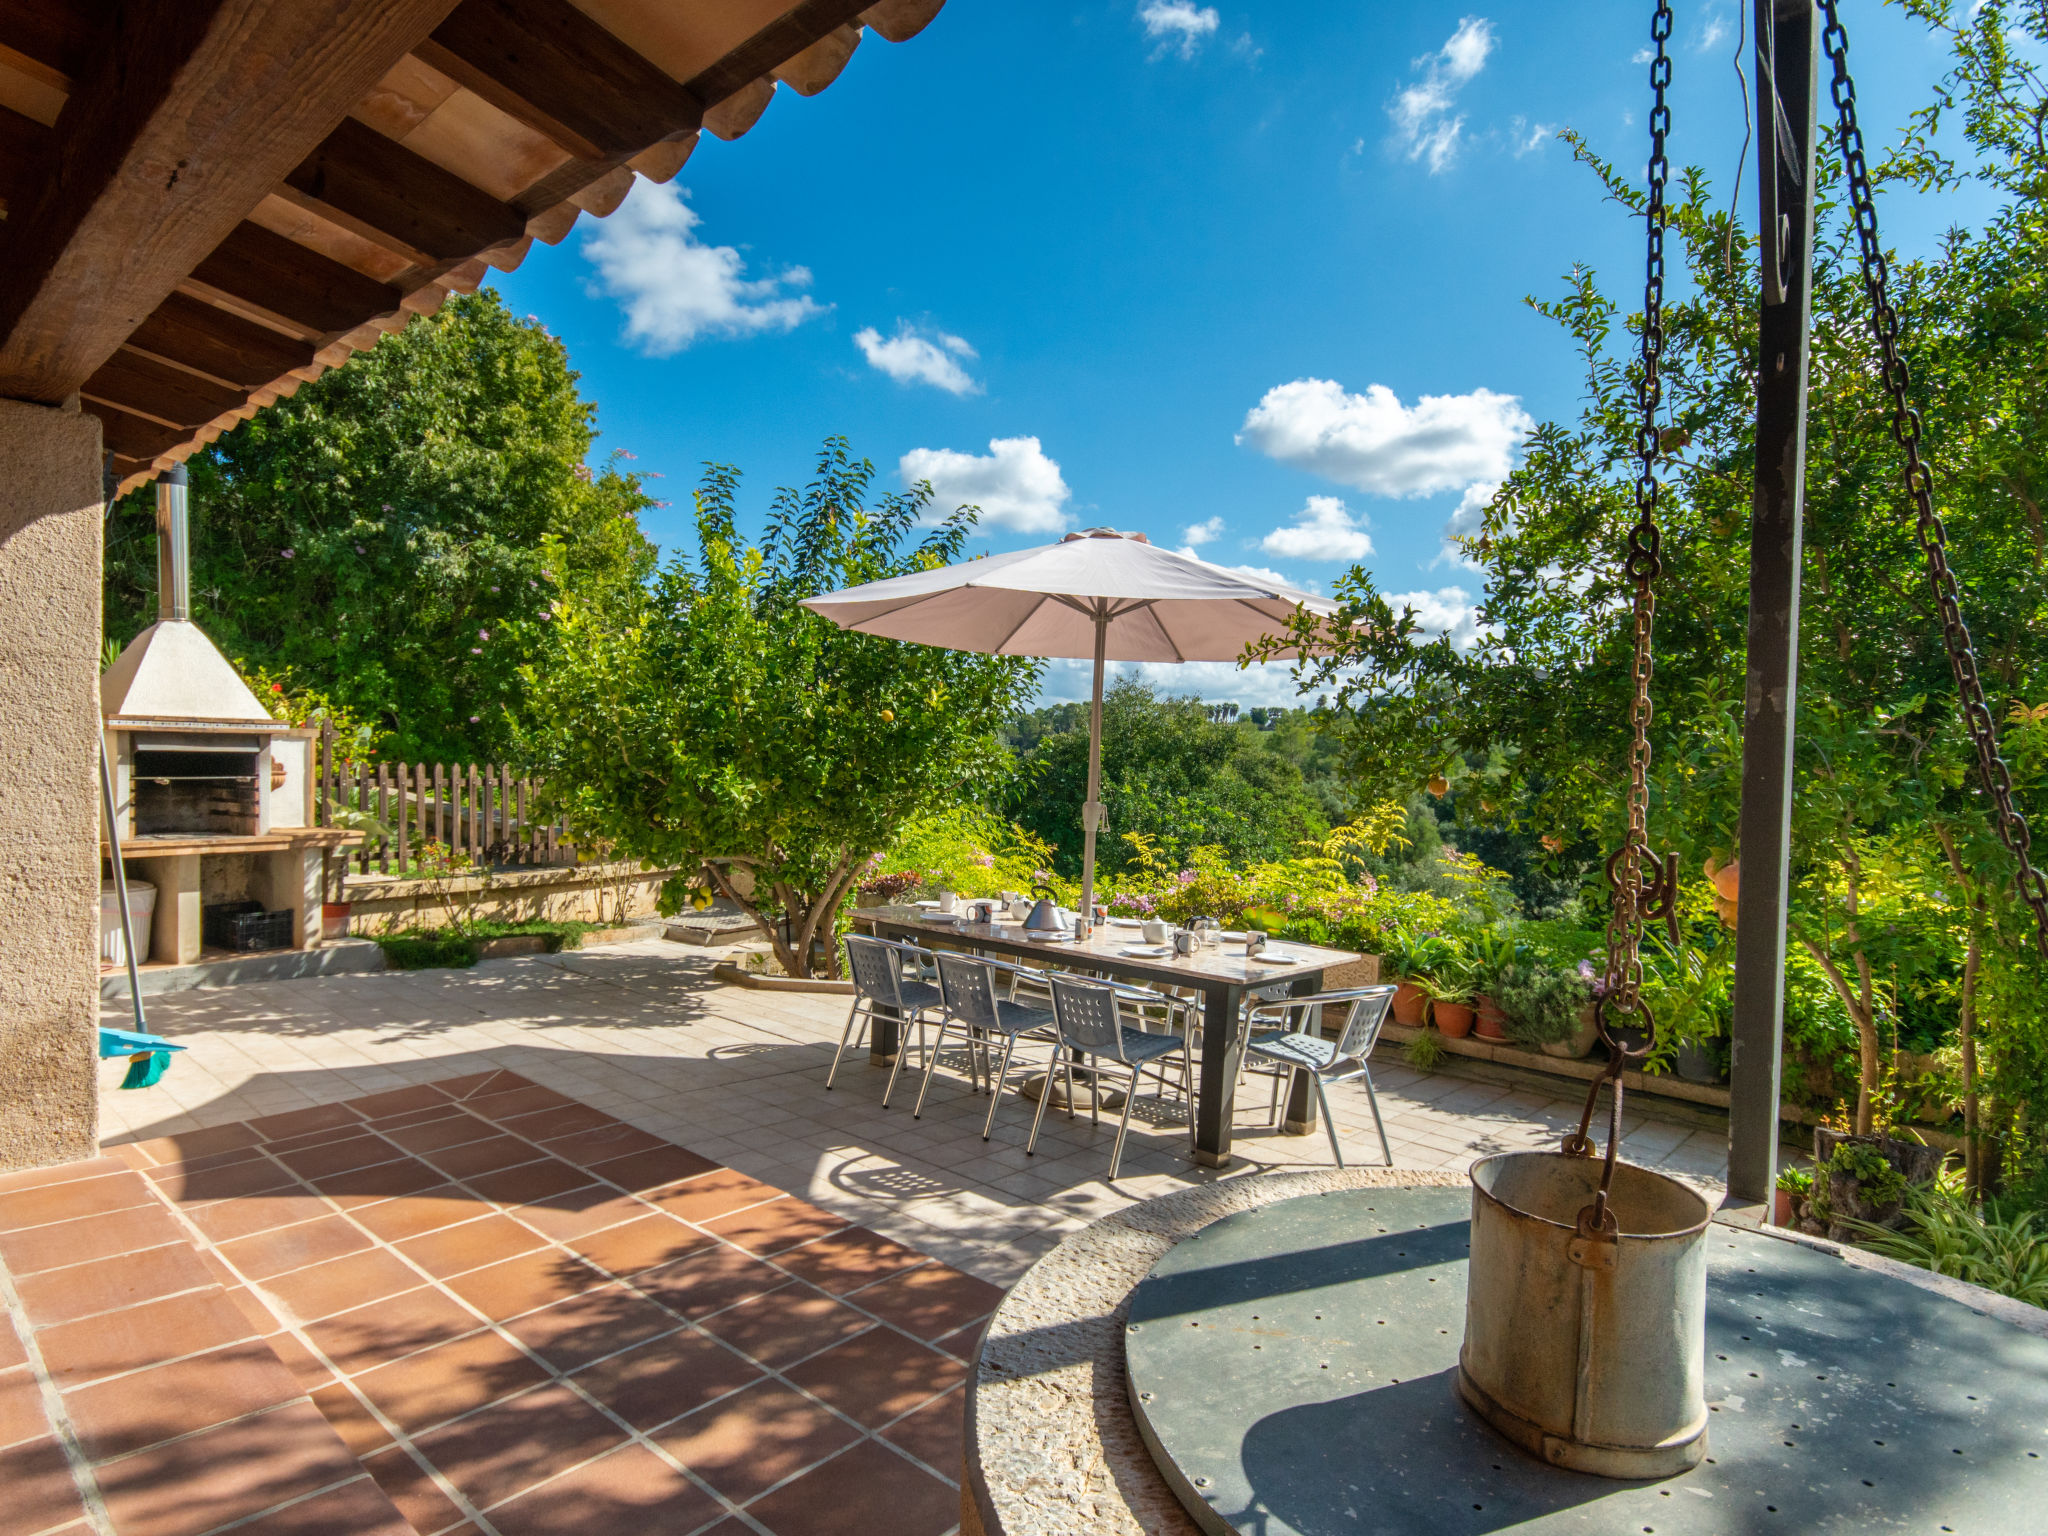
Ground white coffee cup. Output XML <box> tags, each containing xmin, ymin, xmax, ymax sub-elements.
<box><xmin>1008</xmin><ymin>899</ymin><xmax>1032</xmax><ymax>921</ymax></box>
<box><xmin>1141</xmin><ymin>920</ymin><xmax>1168</xmax><ymax>944</ymax></box>
<box><xmin>937</xmin><ymin>890</ymin><xmax>957</xmax><ymax>913</ymax></box>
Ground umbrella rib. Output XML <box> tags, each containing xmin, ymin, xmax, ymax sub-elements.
<box><xmin>990</xmin><ymin>596</ymin><xmax>1049</xmax><ymax>655</ymax></box>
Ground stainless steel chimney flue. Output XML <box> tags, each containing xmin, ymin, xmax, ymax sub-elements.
<box><xmin>156</xmin><ymin>464</ymin><xmax>190</xmax><ymax>623</ymax></box>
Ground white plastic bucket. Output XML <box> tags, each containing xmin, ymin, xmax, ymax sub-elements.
<box><xmin>100</xmin><ymin>879</ymin><xmax>156</xmax><ymax>966</ymax></box>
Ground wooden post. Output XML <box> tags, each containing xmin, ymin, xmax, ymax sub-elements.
<box><xmin>433</xmin><ymin>760</ymin><xmax>446</xmax><ymax>847</ymax></box>
<box><xmin>356</xmin><ymin>762</ymin><xmax>370</xmax><ymax>875</ymax></box>
<box><xmin>394</xmin><ymin>761</ymin><xmax>409</xmax><ymax>874</ymax></box>
<box><xmin>499</xmin><ymin>764</ymin><xmax>513</xmax><ymax>863</ymax></box>
<box><xmin>467</xmin><ymin>764</ymin><xmax>480</xmax><ymax>859</ymax></box>
<box><xmin>375</xmin><ymin>763</ymin><xmax>391</xmax><ymax>874</ymax></box>
<box><xmin>414</xmin><ymin>761</ymin><xmax>427</xmax><ymax>865</ymax></box>
<box><xmin>516</xmin><ymin>775</ymin><xmax>530</xmax><ymax>864</ymax></box>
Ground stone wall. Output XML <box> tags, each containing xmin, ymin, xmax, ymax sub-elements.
<box><xmin>0</xmin><ymin>399</ymin><xmax>103</xmax><ymax>1171</ymax></box>
<box><xmin>339</xmin><ymin>861</ymin><xmax>680</xmax><ymax>936</ymax></box>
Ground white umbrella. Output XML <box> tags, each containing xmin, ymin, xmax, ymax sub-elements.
<box><xmin>801</xmin><ymin>528</ymin><xmax>1339</xmax><ymax>917</ymax></box>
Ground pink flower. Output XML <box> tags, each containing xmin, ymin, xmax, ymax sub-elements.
<box><xmin>469</xmin><ymin>715</ymin><xmax>480</xmax><ymax>723</ymax></box>
<box><xmin>470</xmin><ymin>647</ymin><xmax>481</xmax><ymax>654</ymax></box>
<box><xmin>281</xmin><ymin>548</ymin><xmax>295</xmax><ymax>559</ymax></box>
<box><xmin>477</xmin><ymin>629</ymin><xmax>490</xmax><ymax>640</ymax></box>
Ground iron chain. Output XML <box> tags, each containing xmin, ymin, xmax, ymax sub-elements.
<box><xmin>1819</xmin><ymin>0</ymin><xmax>2048</xmax><ymax>957</ymax></box>
<box><xmin>1599</xmin><ymin>0</ymin><xmax>1678</xmax><ymax>1042</ymax></box>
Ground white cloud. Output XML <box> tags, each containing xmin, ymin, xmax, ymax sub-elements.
<box><xmin>1182</xmin><ymin>515</ymin><xmax>1225</xmax><ymax>548</ymax></box>
<box><xmin>1510</xmin><ymin>116</ymin><xmax>1555</xmax><ymax>157</ymax></box>
<box><xmin>1239</xmin><ymin>378</ymin><xmax>1532</xmax><ymax>498</ymax></box>
<box><xmin>1389</xmin><ymin>16</ymin><xmax>1495</xmax><ymax>173</ymax></box>
<box><xmin>1260</xmin><ymin>495</ymin><xmax>1373</xmax><ymax>561</ymax></box>
<box><xmin>1036</xmin><ymin>658</ymin><xmax>1312</xmax><ymax>709</ymax></box>
<box><xmin>900</xmin><ymin>436</ymin><xmax>1072</xmax><ymax>533</ymax></box>
<box><xmin>854</xmin><ymin>323</ymin><xmax>980</xmax><ymax>395</ymax></box>
<box><xmin>582</xmin><ymin>179</ymin><xmax>822</xmax><ymax>353</ymax></box>
<box><xmin>1435</xmin><ymin>481</ymin><xmax>1498</xmax><ymax>567</ymax></box>
<box><xmin>1697</xmin><ymin>11</ymin><xmax>1730</xmax><ymax>53</ymax></box>
<box><xmin>1387</xmin><ymin>586</ymin><xmax>1488</xmax><ymax>650</ymax></box>
<box><xmin>1139</xmin><ymin>1</ymin><xmax>1220</xmax><ymax>58</ymax></box>
<box><xmin>1631</xmin><ymin>45</ymin><xmax>1655</xmax><ymax>65</ymax></box>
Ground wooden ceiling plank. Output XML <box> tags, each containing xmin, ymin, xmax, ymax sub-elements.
<box><xmin>0</xmin><ymin>96</ymin><xmax>50</xmax><ymax>208</ymax></box>
<box><xmin>82</xmin><ymin>347</ymin><xmax>248</xmax><ymax>429</ymax></box>
<box><xmin>126</xmin><ymin>291</ymin><xmax>316</xmax><ymax>391</ymax></box>
<box><xmin>0</xmin><ymin>0</ymin><xmax>460</xmax><ymax>403</ymax></box>
<box><xmin>190</xmin><ymin>220</ymin><xmax>403</xmax><ymax>339</ymax></box>
<box><xmin>283</xmin><ymin>114</ymin><xmax>524</xmax><ymax>264</ymax></box>
<box><xmin>0</xmin><ymin>0</ymin><xmax>102</xmax><ymax>80</ymax></box>
<box><xmin>416</xmin><ymin>0</ymin><xmax>703</xmax><ymax>164</ymax></box>
<box><xmin>83</xmin><ymin>398</ymin><xmax>193</xmax><ymax>462</ymax></box>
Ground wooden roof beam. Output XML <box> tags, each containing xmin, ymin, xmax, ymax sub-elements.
<box><xmin>280</xmin><ymin>115</ymin><xmax>525</xmax><ymax>267</ymax></box>
<box><xmin>188</xmin><ymin>221</ymin><xmax>403</xmax><ymax>340</ymax></box>
<box><xmin>125</xmin><ymin>291</ymin><xmax>316</xmax><ymax>392</ymax></box>
<box><xmin>0</xmin><ymin>0</ymin><xmax>460</xmax><ymax>404</ymax></box>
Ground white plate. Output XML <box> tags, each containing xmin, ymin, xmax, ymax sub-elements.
<box><xmin>1107</xmin><ymin>917</ymin><xmax>1143</xmax><ymax>928</ymax></box>
<box><xmin>1118</xmin><ymin>945</ymin><xmax>1172</xmax><ymax>958</ymax></box>
<box><xmin>1250</xmin><ymin>949</ymin><xmax>1301</xmax><ymax>964</ymax></box>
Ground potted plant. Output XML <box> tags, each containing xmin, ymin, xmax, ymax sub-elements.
<box><xmin>1467</xmin><ymin>931</ymin><xmax>1533</xmax><ymax>1041</ymax></box>
<box><xmin>1806</xmin><ymin>1128</ymin><xmax>1944</xmax><ymax>1243</ymax></box>
<box><xmin>1495</xmin><ymin>964</ymin><xmax>1596</xmax><ymax>1057</ymax></box>
<box><xmin>1417</xmin><ymin>952</ymin><xmax>1478</xmax><ymax>1039</ymax></box>
<box><xmin>1381</xmin><ymin>929</ymin><xmax>1456</xmax><ymax>1026</ymax></box>
<box><xmin>1773</xmin><ymin>1165</ymin><xmax>1812</xmax><ymax>1228</ymax></box>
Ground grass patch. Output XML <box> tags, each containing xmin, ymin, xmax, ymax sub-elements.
<box><xmin>373</xmin><ymin>919</ymin><xmax>597</xmax><ymax>971</ymax></box>
<box><xmin>1844</xmin><ymin>1182</ymin><xmax>2048</xmax><ymax>1309</ymax></box>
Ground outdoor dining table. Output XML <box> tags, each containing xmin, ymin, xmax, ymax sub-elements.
<box><xmin>852</xmin><ymin>904</ymin><xmax>1364</xmax><ymax>1169</ymax></box>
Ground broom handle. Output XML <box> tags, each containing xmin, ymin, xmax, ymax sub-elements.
<box><xmin>100</xmin><ymin>736</ymin><xmax>148</xmax><ymax>1033</ymax></box>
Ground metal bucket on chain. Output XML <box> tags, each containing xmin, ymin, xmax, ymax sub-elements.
<box><xmin>1456</xmin><ymin>1148</ymin><xmax>1711</xmax><ymax>1478</ymax></box>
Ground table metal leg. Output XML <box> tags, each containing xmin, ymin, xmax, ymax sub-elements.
<box><xmin>869</xmin><ymin>1002</ymin><xmax>901</xmax><ymax>1066</ymax></box>
<box><xmin>1280</xmin><ymin>970</ymin><xmax>1326</xmax><ymax>1135</ymax></box>
<box><xmin>1193</xmin><ymin>982</ymin><xmax>1244</xmax><ymax>1168</ymax></box>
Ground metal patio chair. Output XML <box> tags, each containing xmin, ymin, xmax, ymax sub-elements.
<box><xmin>1242</xmin><ymin>984</ymin><xmax>1398</xmax><ymax>1168</ymax></box>
<box><xmin>916</xmin><ymin>952</ymin><xmax>1059</xmax><ymax>1137</ymax></box>
<box><xmin>827</xmin><ymin>934</ymin><xmax>945</xmax><ymax>1102</ymax></box>
<box><xmin>1029</xmin><ymin>973</ymin><xmax>1195</xmax><ymax>1182</ymax></box>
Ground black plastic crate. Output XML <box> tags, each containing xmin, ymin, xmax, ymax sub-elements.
<box><xmin>202</xmin><ymin>901</ymin><xmax>294</xmax><ymax>952</ymax></box>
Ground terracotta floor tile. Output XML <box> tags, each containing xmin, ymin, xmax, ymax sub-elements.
<box><xmin>276</xmin><ymin>1132</ymin><xmax>406</xmax><ymax>1181</ymax></box>
<box><xmin>438</xmin><ymin>1069</ymin><xmax>533</xmax><ymax>1100</ymax></box>
<box><xmin>592</xmin><ymin>1146</ymin><xmax>722</xmax><ymax>1195</ymax></box>
<box><xmin>217</xmin><ymin>1214</ymin><xmax>372</xmax><ymax>1280</ymax></box>
<box><xmin>738</xmin><ymin>1437</ymin><xmax>958</xmax><ymax>1536</ymax></box>
<box><xmin>396</xmin><ymin>1214</ymin><xmax>547</xmax><ymax>1279</ymax></box>
<box><xmin>633</xmin><ymin>1245</ymin><xmax>790</xmax><ymax>1322</ymax></box>
<box><xmin>570</xmin><ymin>1330</ymin><xmax>762</xmax><ymax>1433</ymax></box>
<box><xmin>351</xmin><ymin>1330</ymin><xmax>551</xmax><ymax>1435</ymax></box>
<box><xmin>223</xmin><ymin>1475</ymin><xmax>414</xmax><ymax>1536</ymax></box>
<box><xmin>444</xmin><ymin>1248</ymin><xmax>609</xmax><ymax>1322</ymax></box>
<box><xmin>462</xmin><ymin>1160</ymin><xmax>595</xmax><ymax>1208</ymax></box>
<box><xmin>0</xmin><ymin>1157</ymin><xmax>132</xmax><ymax>1195</ymax></box>
<box><xmin>932</xmin><ymin>1320</ymin><xmax>986</xmax><ymax>1363</ymax></box>
<box><xmin>0</xmin><ymin>1172</ymin><xmax>152</xmax><ymax>1232</ymax></box>
<box><xmin>646</xmin><ymin>1168</ymin><xmax>780</xmax><ymax>1224</ymax></box>
<box><xmin>409</xmin><ymin>1383</ymin><xmax>627</xmax><ymax>1513</ymax></box>
<box><xmin>311</xmin><ymin>1381</ymin><xmax>396</xmax><ymax>1455</ymax></box>
<box><xmin>264</xmin><ymin>1122</ymin><xmax>377</xmax><ymax>1157</ymax></box>
<box><xmin>316</xmin><ymin>1155</ymin><xmax>443</xmax><ymax>1208</ymax></box>
<box><xmin>846</xmin><ymin>1263</ymin><xmax>1005</xmax><ymax>1342</ymax></box>
<box><xmin>36</xmin><ymin>1288</ymin><xmax>255</xmax><ymax>1387</ymax></box>
<box><xmin>263</xmin><ymin>1330</ymin><xmax>335</xmax><ymax>1393</ymax></box>
<box><xmin>352</xmin><ymin>1186</ymin><xmax>490</xmax><ymax>1244</ymax></box>
<box><xmin>696</xmin><ymin>1285</ymin><xmax>873</xmax><ymax>1371</ymax></box>
<box><xmin>370</xmin><ymin>1103</ymin><xmax>472</xmax><ymax>1133</ymax></box>
<box><xmin>261</xmin><ymin>1247</ymin><xmax>423</xmax><ymax>1324</ymax></box>
<box><xmin>305</xmin><ymin>1286</ymin><xmax>484</xmax><ymax>1372</ymax></box>
<box><xmin>0</xmin><ymin>1437</ymin><xmax>88</xmax><ymax>1536</ymax></box>
<box><xmin>186</xmin><ymin>1190</ymin><xmax>334</xmax><ymax>1246</ymax></box>
<box><xmin>467</xmin><ymin>1085</ymin><xmax>580</xmax><ymax>1121</ymax></box>
<box><xmin>13</xmin><ymin>1240</ymin><xmax>215</xmax><ymax>1327</ymax></box>
<box><xmin>362</xmin><ymin>1444</ymin><xmax>473</xmax><ymax>1536</ymax></box>
<box><xmin>650</xmin><ymin>1380</ymin><xmax>860</xmax><ymax>1504</ymax></box>
<box><xmin>347</xmin><ymin>1085</ymin><xmax>455</xmax><ymax>1119</ymax></box>
<box><xmin>0</xmin><ymin>1321</ymin><xmax>20</xmax><ymax>1374</ymax></box>
<box><xmin>540</xmin><ymin>1123</ymin><xmax>666</xmax><ymax>1168</ymax></box>
<box><xmin>771</xmin><ymin>1227</ymin><xmax>933</xmax><ymax>1297</ymax></box>
<box><xmin>247</xmin><ymin>1103</ymin><xmax>362</xmax><ymax>1141</ymax></box>
<box><xmin>424</xmin><ymin>1135</ymin><xmax>545</xmax><ymax>1181</ymax></box>
<box><xmin>0</xmin><ymin>1202</ymin><xmax>184</xmax><ymax>1276</ymax></box>
<box><xmin>141</xmin><ymin>1141</ymin><xmax>266</xmax><ymax>1181</ymax></box>
<box><xmin>486</xmin><ymin>1442</ymin><xmax>725</xmax><ymax>1536</ymax></box>
<box><xmin>385</xmin><ymin>1113</ymin><xmax>498</xmax><ymax>1156</ymax></box>
<box><xmin>224</xmin><ymin>1283</ymin><xmax>287</xmax><ymax>1338</ymax></box>
<box><xmin>95</xmin><ymin>1399</ymin><xmax>365</xmax><ymax>1536</ymax></box>
<box><xmin>493</xmin><ymin>1103</ymin><xmax>617</xmax><ymax>1143</ymax></box>
<box><xmin>498</xmin><ymin>1284</ymin><xmax>683</xmax><ymax>1373</ymax></box>
<box><xmin>62</xmin><ymin>1340</ymin><xmax>301</xmax><ymax>1460</ymax></box>
<box><xmin>0</xmin><ymin>1367</ymin><xmax>45</xmax><ymax>1450</ymax></box>
<box><xmin>125</xmin><ymin>1122</ymin><xmax>261</xmax><ymax>1165</ymax></box>
<box><xmin>506</xmin><ymin>1186</ymin><xmax>655</xmax><ymax>1243</ymax></box>
<box><xmin>877</xmin><ymin>1385</ymin><xmax>964</xmax><ymax>1477</ymax></box>
<box><xmin>567</xmin><ymin>1214</ymin><xmax>715</xmax><ymax>1280</ymax></box>
<box><xmin>148</xmin><ymin>1153</ymin><xmax>298</xmax><ymax>1205</ymax></box>
<box><xmin>781</xmin><ymin>1329</ymin><xmax>966</xmax><ymax>1429</ymax></box>
<box><xmin>701</xmin><ymin>1197</ymin><xmax>849</xmax><ymax>1258</ymax></box>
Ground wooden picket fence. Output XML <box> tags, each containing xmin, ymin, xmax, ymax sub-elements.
<box><xmin>316</xmin><ymin>724</ymin><xmax>576</xmax><ymax>877</ymax></box>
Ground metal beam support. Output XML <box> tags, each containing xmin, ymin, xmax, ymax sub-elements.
<box><xmin>1728</xmin><ymin>0</ymin><xmax>1819</xmax><ymax>1205</ymax></box>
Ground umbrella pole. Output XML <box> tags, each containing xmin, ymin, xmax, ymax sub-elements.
<box><xmin>1080</xmin><ymin>608</ymin><xmax>1107</xmax><ymax>921</ymax></box>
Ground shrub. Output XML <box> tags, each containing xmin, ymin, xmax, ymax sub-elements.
<box><xmin>1494</xmin><ymin>964</ymin><xmax>1592</xmax><ymax>1046</ymax></box>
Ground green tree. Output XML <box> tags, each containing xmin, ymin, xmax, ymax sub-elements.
<box><xmin>1003</xmin><ymin>680</ymin><xmax>1328</xmax><ymax>878</ymax></box>
<box><xmin>520</xmin><ymin>440</ymin><xmax>1038</xmax><ymax>978</ymax></box>
<box><xmin>103</xmin><ymin>290</ymin><xmax>655</xmax><ymax>762</ymax></box>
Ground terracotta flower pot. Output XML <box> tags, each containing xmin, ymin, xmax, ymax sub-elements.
<box><xmin>1433</xmin><ymin>1000</ymin><xmax>1476</xmax><ymax>1039</ymax></box>
<box><xmin>1474</xmin><ymin>995</ymin><xmax>1510</xmax><ymax>1040</ymax></box>
<box><xmin>1773</xmin><ymin>1189</ymin><xmax>1793</xmax><ymax>1227</ymax></box>
<box><xmin>320</xmin><ymin>902</ymin><xmax>352</xmax><ymax>942</ymax></box>
<box><xmin>1391</xmin><ymin>982</ymin><xmax>1429</xmax><ymax>1026</ymax></box>
<box><xmin>1541</xmin><ymin>1005</ymin><xmax>1602</xmax><ymax>1059</ymax></box>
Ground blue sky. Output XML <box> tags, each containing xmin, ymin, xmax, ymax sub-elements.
<box><xmin>490</xmin><ymin>1</ymin><xmax>1989</xmax><ymax>706</ymax></box>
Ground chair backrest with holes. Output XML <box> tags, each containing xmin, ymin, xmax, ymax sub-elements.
<box><xmin>1048</xmin><ymin>974</ymin><xmax>1126</xmax><ymax>1059</ymax></box>
<box><xmin>843</xmin><ymin>935</ymin><xmax>904</xmax><ymax>1008</ymax></box>
<box><xmin>936</xmin><ymin>952</ymin><xmax>999</xmax><ymax>1031</ymax></box>
<box><xmin>1328</xmin><ymin>985</ymin><xmax>1397</xmax><ymax>1063</ymax></box>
